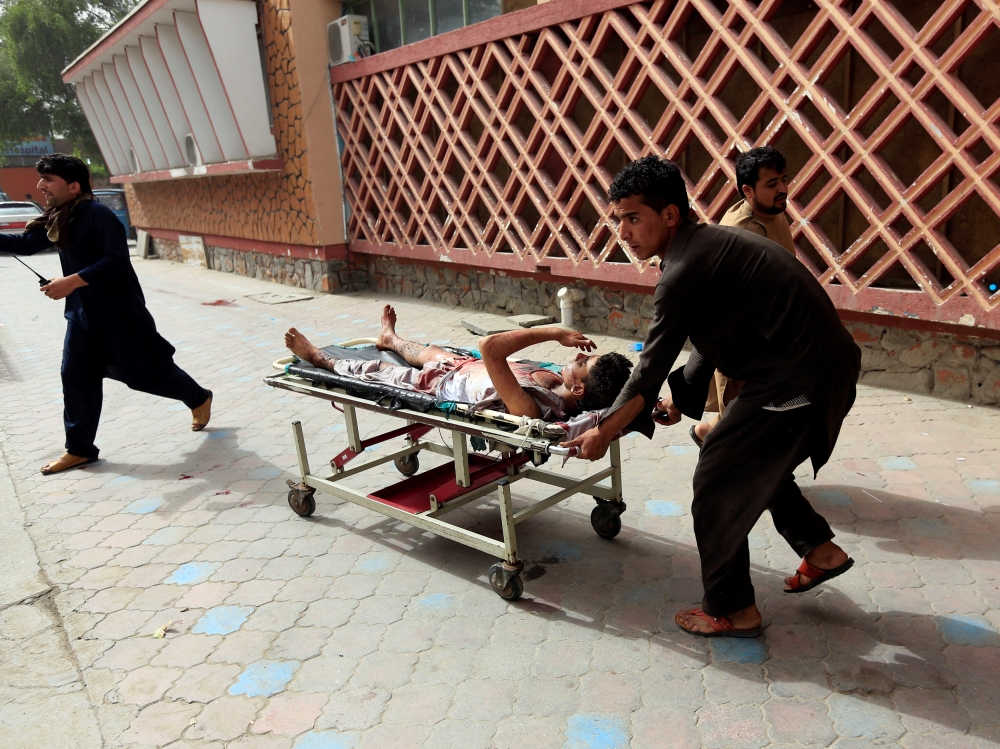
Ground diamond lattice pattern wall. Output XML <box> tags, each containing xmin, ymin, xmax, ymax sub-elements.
<box><xmin>334</xmin><ymin>0</ymin><xmax>1000</xmax><ymax>326</ymax></box>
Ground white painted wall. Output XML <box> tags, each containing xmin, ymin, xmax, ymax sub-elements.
<box><xmin>102</xmin><ymin>63</ymin><xmax>154</xmax><ymax>172</ymax></box>
<box><xmin>76</xmin><ymin>82</ymin><xmax>125</xmax><ymax>174</ymax></box>
<box><xmin>114</xmin><ymin>56</ymin><xmax>169</xmax><ymax>170</ymax></box>
<box><xmin>197</xmin><ymin>0</ymin><xmax>277</xmax><ymax>158</ymax></box>
<box><xmin>127</xmin><ymin>45</ymin><xmax>186</xmax><ymax>168</ymax></box>
<box><xmin>156</xmin><ymin>23</ymin><xmax>225</xmax><ymax>164</ymax></box>
<box><xmin>69</xmin><ymin>0</ymin><xmax>278</xmax><ymax>174</ymax></box>
<box><xmin>139</xmin><ymin>35</ymin><xmax>193</xmax><ymax>165</ymax></box>
<box><xmin>92</xmin><ymin>71</ymin><xmax>135</xmax><ymax>172</ymax></box>
<box><xmin>174</xmin><ymin>10</ymin><xmax>248</xmax><ymax>161</ymax></box>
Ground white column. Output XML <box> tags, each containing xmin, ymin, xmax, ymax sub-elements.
<box><xmin>156</xmin><ymin>23</ymin><xmax>225</xmax><ymax>164</ymax></box>
<box><xmin>174</xmin><ymin>10</ymin><xmax>248</xmax><ymax>161</ymax></box>
<box><xmin>127</xmin><ymin>44</ymin><xmax>186</xmax><ymax>169</ymax></box>
<box><xmin>114</xmin><ymin>54</ymin><xmax>169</xmax><ymax>170</ymax></box>
<box><xmin>91</xmin><ymin>70</ymin><xmax>135</xmax><ymax>172</ymax></box>
<box><xmin>76</xmin><ymin>82</ymin><xmax>124</xmax><ymax>175</ymax></box>
<box><xmin>197</xmin><ymin>0</ymin><xmax>277</xmax><ymax>158</ymax></box>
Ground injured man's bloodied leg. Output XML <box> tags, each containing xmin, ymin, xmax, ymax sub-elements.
<box><xmin>285</xmin><ymin>304</ymin><xmax>634</xmax><ymax>420</ymax></box>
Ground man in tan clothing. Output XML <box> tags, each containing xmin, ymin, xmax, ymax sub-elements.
<box><xmin>691</xmin><ymin>146</ymin><xmax>797</xmax><ymax>447</ymax></box>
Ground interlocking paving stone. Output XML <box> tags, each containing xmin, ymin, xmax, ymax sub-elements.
<box><xmin>2</xmin><ymin>257</ymin><xmax>1000</xmax><ymax>747</ymax></box>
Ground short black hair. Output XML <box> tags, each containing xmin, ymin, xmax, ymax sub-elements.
<box><xmin>36</xmin><ymin>154</ymin><xmax>92</xmax><ymax>194</ymax></box>
<box><xmin>579</xmin><ymin>352</ymin><xmax>633</xmax><ymax>412</ymax></box>
<box><xmin>735</xmin><ymin>146</ymin><xmax>786</xmax><ymax>196</ymax></box>
<box><xmin>608</xmin><ymin>156</ymin><xmax>690</xmax><ymax>215</ymax></box>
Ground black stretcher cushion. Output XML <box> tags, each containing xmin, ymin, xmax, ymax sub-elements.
<box><xmin>286</xmin><ymin>361</ymin><xmax>440</xmax><ymax>411</ymax></box>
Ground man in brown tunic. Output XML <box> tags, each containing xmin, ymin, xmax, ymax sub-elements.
<box><xmin>692</xmin><ymin>146</ymin><xmax>796</xmax><ymax>447</ymax></box>
<box><xmin>564</xmin><ymin>156</ymin><xmax>861</xmax><ymax>637</ymax></box>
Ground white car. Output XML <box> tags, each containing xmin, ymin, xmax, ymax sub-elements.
<box><xmin>0</xmin><ymin>201</ymin><xmax>44</xmax><ymax>234</ymax></box>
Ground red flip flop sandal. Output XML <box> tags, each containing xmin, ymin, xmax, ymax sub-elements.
<box><xmin>675</xmin><ymin>608</ymin><xmax>762</xmax><ymax>638</ymax></box>
<box><xmin>784</xmin><ymin>557</ymin><xmax>854</xmax><ymax>594</ymax></box>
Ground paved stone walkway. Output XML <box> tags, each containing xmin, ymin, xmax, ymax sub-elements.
<box><xmin>1</xmin><ymin>253</ymin><xmax>999</xmax><ymax>749</ymax></box>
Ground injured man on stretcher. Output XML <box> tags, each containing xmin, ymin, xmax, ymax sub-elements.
<box><xmin>284</xmin><ymin>305</ymin><xmax>633</xmax><ymax>420</ymax></box>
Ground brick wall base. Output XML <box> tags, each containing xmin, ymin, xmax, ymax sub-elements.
<box><xmin>150</xmin><ymin>237</ymin><xmax>367</xmax><ymax>293</ymax></box>
<box><xmin>148</xmin><ymin>242</ymin><xmax>1000</xmax><ymax>405</ymax></box>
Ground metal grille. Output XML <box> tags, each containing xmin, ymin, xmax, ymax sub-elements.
<box><xmin>333</xmin><ymin>0</ymin><xmax>1000</xmax><ymax>326</ymax></box>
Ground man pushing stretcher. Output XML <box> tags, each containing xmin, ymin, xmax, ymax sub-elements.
<box><xmin>565</xmin><ymin>156</ymin><xmax>863</xmax><ymax>638</ymax></box>
<box><xmin>285</xmin><ymin>305</ymin><xmax>633</xmax><ymax>420</ymax></box>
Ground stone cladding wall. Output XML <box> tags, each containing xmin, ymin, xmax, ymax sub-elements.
<box><xmin>363</xmin><ymin>255</ymin><xmax>656</xmax><ymax>338</ymax></box>
<box><xmin>125</xmin><ymin>0</ymin><xmax>319</xmax><ymax>245</ymax></box>
<box><xmin>151</xmin><ymin>238</ymin><xmax>365</xmax><ymax>293</ymax></box>
<box><xmin>846</xmin><ymin>322</ymin><xmax>1000</xmax><ymax>406</ymax></box>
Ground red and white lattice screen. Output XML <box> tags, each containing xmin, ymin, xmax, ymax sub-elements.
<box><xmin>332</xmin><ymin>0</ymin><xmax>1000</xmax><ymax>329</ymax></box>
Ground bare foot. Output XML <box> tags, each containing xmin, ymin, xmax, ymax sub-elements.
<box><xmin>285</xmin><ymin>327</ymin><xmax>319</xmax><ymax>364</ymax></box>
<box><xmin>784</xmin><ymin>540</ymin><xmax>849</xmax><ymax>590</ymax></box>
<box><xmin>675</xmin><ymin>604</ymin><xmax>762</xmax><ymax>634</ymax></box>
<box><xmin>375</xmin><ymin>304</ymin><xmax>398</xmax><ymax>351</ymax></box>
<box><xmin>694</xmin><ymin>421</ymin><xmax>713</xmax><ymax>442</ymax></box>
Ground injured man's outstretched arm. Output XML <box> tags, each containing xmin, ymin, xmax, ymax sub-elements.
<box><xmin>285</xmin><ymin>305</ymin><xmax>634</xmax><ymax>420</ymax></box>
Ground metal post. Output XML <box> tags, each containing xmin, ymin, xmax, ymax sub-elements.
<box><xmin>609</xmin><ymin>439</ymin><xmax>622</xmax><ymax>502</ymax></box>
<box><xmin>292</xmin><ymin>420</ymin><xmax>310</xmax><ymax>481</ymax></box>
<box><xmin>343</xmin><ymin>404</ymin><xmax>362</xmax><ymax>452</ymax></box>
<box><xmin>497</xmin><ymin>479</ymin><xmax>517</xmax><ymax>563</ymax></box>
<box><xmin>453</xmin><ymin>431</ymin><xmax>470</xmax><ymax>487</ymax></box>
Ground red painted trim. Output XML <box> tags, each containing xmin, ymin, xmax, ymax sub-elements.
<box><xmin>349</xmin><ymin>239</ymin><xmax>661</xmax><ymax>288</ymax></box>
<box><xmin>110</xmin><ymin>157</ymin><xmax>282</xmax><ymax>183</ymax></box>
<box><xmin>825</xmin><ymin>285</ymin><xmax>1000</xmax><ymax>332</ymax></box>
<box><xmin>837</xmin><ymin>310</ymin><xmax>1000</xmax><ymax>343</ymax></box>
<box><xmin>330</xmin><ymin>0</ymin><xmax>644</xmax><ymax>84</ymax></box>
<box><xmin>143</xmin><ymin>227</ymin><xmax>348</xmax><ymax>261</ymax></box>
<box><xmin>63</xmin><ymin>0</ymin><xmax>174</xmax><ymax>82</ymax></box>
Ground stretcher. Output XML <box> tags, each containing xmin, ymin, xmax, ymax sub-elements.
<box><xmin>265</xmin><ymin>340</ymin><xmax>626</xmax><ymax>600</ymax></box>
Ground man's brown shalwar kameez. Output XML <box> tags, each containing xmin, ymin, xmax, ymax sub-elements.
<box><xmin>704</xmin><ymin>200</ymin><xmax>798</xmax><ymax>422</ymax></box>
<box><xmin>608</xmin><ymin>221</ymin><xmax>861</xmax><ymax>617</ymax></box>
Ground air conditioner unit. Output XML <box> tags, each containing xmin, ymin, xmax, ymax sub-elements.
<box><xmin>183</xmin><ymin>133</ymin><xmax>202</xmax><ymax>167</ymax></box>
<box><xmin>328</xmin><ymin>15</ymin><xmax>369</xmax><ymax>66</ymax></box>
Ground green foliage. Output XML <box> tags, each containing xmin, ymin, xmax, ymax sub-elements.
<box><xmin>0</xmin><ymin>0</ymin><xmax>136</xmax><ymax>165</ymax></box>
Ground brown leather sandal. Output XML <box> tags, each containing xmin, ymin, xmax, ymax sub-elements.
<box><xmin>191</xmin><ymin>391</ymin><xmax>213</xmax><ymax>431</ymax></box>
<box><xmin>41</xmin><ymin>453</ymin><xmax>97</xmax><ymax>475</ymax></box>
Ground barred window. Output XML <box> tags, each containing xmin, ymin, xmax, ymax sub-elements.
<box><xmin>344</xmin><ymin>0</ymin><xmax>502</xmax><ymax>54</ymax></box>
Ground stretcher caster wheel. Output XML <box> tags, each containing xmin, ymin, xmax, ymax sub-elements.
<box><xmin>591</xmin><ymin>501</ymin><xmax>623</xmax><ymax>539</ymax></box>
<box><xmin>488</xmin><ymin>563</ymin><xmax>524</xmax><ymax>601</ymax></box>
<box><xmin>394</xmin><ymin>453</ymin><xmax>419</xmax><ymax>476</ymax></box>
<box><xmin>287</xmin><ymin>487</ymin><xmax>316</xmax><ymax>517</ymax></box>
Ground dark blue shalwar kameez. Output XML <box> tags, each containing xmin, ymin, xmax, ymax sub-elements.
<box><xmin>0</xmin><ymin>200</ymin><xmax>208</xmax><ymax>459</ymax></box>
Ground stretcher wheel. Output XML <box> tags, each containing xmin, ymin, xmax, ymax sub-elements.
<box><xmin>394</xmin><ymin>453</ymin><xmax>420</xmax><ymax>476</ymax></box>
<box><xmin>590</xmin><ymin>503</ymin><xmax>622</xmax><ymax>539</ymax></box>
<box><xmin>288</xmin><ymin>487</ymin><xmax>316</xmax><ymax>517</ymax></box>
<box><xmin>488</xmin><ymin>563</ymin><xmax>524</xmax><ymax>601</ymax></box>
